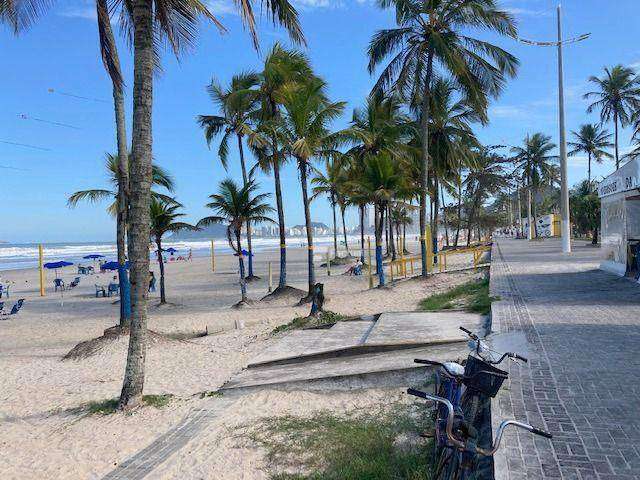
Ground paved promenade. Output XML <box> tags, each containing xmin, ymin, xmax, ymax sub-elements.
<box><xmin>491</xmin><ymin>238</ymin><xmax>640</xmax><ymax>480</ymax></box>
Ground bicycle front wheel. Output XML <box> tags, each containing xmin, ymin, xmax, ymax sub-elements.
<box><xmin>434</xmin><ymin>447</ymin><xmax>462</xmax><ymax>480</ymax></box>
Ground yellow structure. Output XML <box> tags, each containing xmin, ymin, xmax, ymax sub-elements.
<box><xmin>38</xmin><ymin>244</ymin><xmax>45</xmax><ymax>296</ymax></box>
<box><xmin>210</xmin><ymin>240</ymin><xmax>215</xmax><ymax>272</ymax></box>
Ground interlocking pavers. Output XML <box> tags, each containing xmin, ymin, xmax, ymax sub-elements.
<box><xmin>491</xmin><ymin>238</ymin><xmax>640</xmax><ymax>480</ymax></box>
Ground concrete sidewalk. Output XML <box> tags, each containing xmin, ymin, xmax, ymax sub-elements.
<box><xmin>491</xmin><ymin>238</ymin><xmax>640</xmax><ymax>480</ymax></box>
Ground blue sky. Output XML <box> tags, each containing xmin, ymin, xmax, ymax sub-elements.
<box><xmin>1</xmin><ymin>0</ymin><xmax>639</xmax><ymax>243</ymax></box>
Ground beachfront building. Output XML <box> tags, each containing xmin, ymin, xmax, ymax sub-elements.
<box><xmin>598</xmin><ymin>156</ymin><xmax>640</xmax><ymax>277</ymax></box>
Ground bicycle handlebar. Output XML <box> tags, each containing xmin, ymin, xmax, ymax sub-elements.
<box><xmin>407</xmin><ymin>389</ymin><xmax>552</xmax><ymax>456</ymax></box>
<box><xmin>414</xmin><ymin>359</ymin><xmax>507</xmax><ymax>382</ymax></box>
<box><xmin>459</xmin><ymin>327</ymin><xmax>528</xmax><ymax>364</ymax></box>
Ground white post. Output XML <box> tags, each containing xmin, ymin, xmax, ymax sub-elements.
<box><xmin>557</xmin><ymin>4</ymin><xmax>571</xmax><ymax>253</ymax></box>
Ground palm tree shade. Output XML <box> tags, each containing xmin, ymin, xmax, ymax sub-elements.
<box><xmin>368</xmin><ymin>0</ymin><xmax>518</xmax><ymax>276</ymax></box>
<box><xmin>198</xmin><ymin>179</ymin><xmax>274</xmax><ymax>303</ymax></box>
<box><xmin>568</xmin><ymin>124</ymin><xmax>613</xmax><ymax>185</ymax></box>
<box><xmin>150</xmin><ymin>198</ymin><xmax>197</xmax><ymax>304</ymax></box>
<box><xmin>584</xmin><ymin>65</ymin><xmax>640</xmax><ymax>169</ymax></box>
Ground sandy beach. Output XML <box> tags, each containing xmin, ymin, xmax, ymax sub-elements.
<box><xmin>0</xmin><ymin>245</ymin><xmax>479</xmax><ymax>479</ymax></box>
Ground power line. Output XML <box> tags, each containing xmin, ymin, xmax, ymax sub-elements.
<box><xmin>0</xmin><ymin>165</ymin><xmax>30</xmax><ymax>172</ymax></box>
<box><xmin>47</xmin><ymin>88</ymin><xmax>110</xmax><ymax>104</ymax></box>
<box><xmin>0</xmin><ymin>140</ymin><xmax>51</xmax><ymax>151</ymax></box>
<box><xmin>18</xmin><ymin>113</ymin><xmax>81</xmax><ymax>130</ymax></box>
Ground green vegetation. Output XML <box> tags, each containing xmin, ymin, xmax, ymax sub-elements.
<box><xmin>85</xmin><ymin>394</ymin><xmax>173</xmax><ymax>415</ymax></box>
<box><xmin>272</xmin><ymin>311</ymin><xmax>345</xmax><ymax>335</ymax></box>
<box><xmin>248</xmin><ymin>404</ymin><xmax>433</xmax><ymax>479</ymax></box>
<box><xmin>419</xmin><ymin>277</ymin><xmax>494</xmax><ymax>315</ymax></box>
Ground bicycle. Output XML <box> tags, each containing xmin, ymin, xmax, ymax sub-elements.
<box><xmin>410</xmin><ymin>327</ymin><xmax>549</xmax><ymax>479</ymax></box>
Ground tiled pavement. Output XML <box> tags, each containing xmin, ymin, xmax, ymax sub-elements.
<box><xmin>491</xmin><ymin>238</ymin><xmax>640</xmax><ymax>480</ymax></box>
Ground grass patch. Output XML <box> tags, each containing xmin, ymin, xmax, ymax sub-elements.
<box><xmin>419</xmin><ymin>278</ymin><xmax>496</xmax><ymax>315</ymax></box>
<box><xmin>248</xmin><ymin>404</ymin><xmax>433</xmax><ymax>479</ymax></box>
<box><xmin>85</xmin><ymin>394</ymin><xmax>173</xmax><ymax>415</ymax></box>
<box><xmin>271</xmin><ymin>311</ymin><xmax>345</xmax><ymax>335</ymax></box>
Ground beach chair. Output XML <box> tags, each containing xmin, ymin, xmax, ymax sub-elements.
<box><xmin>0</xmin><ymin>284</ymin><xmax>8</xmax><ymax>298</ymax></box>
<box><xmin>107</xmin><ymin>283</ymin><xmax>119</xmax><ymax>297</ymax></box>
<box><xmin>2</xmin><ymin>299</ymin><xmax>24</xmax><ymax>317</ymax></box>
<box><xmin>0</xmin><ymin>302</ymin><xmax>4</xmax><ymax>314</ymax></box>
<box><xmin>68</xmin><ymin>277</ymin><xmax>80</xmax><ymax>289</ymax></box>
<box><xmin>86</xmin><ymin>266</ymin><xmax>95</xmax><ymax>274</ymax></box>
<box><xmin>95</xmin><ymin>284</ymin><xmax>106</xmax><ymax>298</ymax></box>
<box><xmin>78</xmin><ymin>266</ymin><xmax>87</xmax><ymax>275</ymax></box>
<box><xmin>54</xmin><ymin>278</ymin><xmax>65</xmax><ymax>292</ymax></box>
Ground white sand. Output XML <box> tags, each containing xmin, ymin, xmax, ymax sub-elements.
<box><xmin>0</xmin><ymin>244</ymin><xmax>480</xmax><ymax>479</ymax></box>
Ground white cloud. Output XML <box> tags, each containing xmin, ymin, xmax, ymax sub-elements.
<box><xmin>489</xmin><ymin>105</ymin><xmax>529</xmax><ymax>119</ymax></box>
<box><xmin>505</xmin><ymin>7</ymin><xmax>552</xmax><ymax>17</ymax></box>
<box><xmin>206</xmin><ymin>0</ymin><xmax>238</xmax><ymax>16</ymax></box>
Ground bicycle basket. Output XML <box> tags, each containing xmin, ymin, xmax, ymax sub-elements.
<box><xmin>463</xmin><ymin>355</ymin><xmax>508</xmax><ymax>397</ymax></box>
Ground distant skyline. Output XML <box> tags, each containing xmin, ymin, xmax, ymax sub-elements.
<box><xmin>1</xmin><ymin>0</ymin><xmax>639</xmax><ymax>243</ymax></box>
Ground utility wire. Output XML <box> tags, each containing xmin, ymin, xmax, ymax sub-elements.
<box><xmin>47</xmin><ymin>88</ymin><xmax>109</xmax><ymax>104</ymax></box>
<box><xmin>18</xmin><ymin>113</ymin><xmax>81</xmax><ymax>130</ymax></box>
<box><xmin>0</xmin><ymin>140</ymin><xmax>51</xmax><ymax>151</ymax></box>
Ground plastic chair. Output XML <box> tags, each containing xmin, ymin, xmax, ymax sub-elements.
<box><xmin>2</xmin><ymin>299</ymin><xmax>24</xmax><ymax>316</ymax></box>
<box><xmin>54</xmin><ymin>279</ymin><xmax>65</xmax><ymax>292</ymax></box>
<box><xmin>107</xmin><ymin>283</ymin><xmax>119</xmax><ymax>297</ymax></box>
<box><xmin>95</xmin><ymin>285</ymin><xmax>106</xmax><ymax>298</ymax></box>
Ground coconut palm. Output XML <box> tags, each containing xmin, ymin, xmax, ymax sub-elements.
<box><xmin>368</xmin><ymin>0</ymin><xmax>518</xmax><ymax>275</ymax></box>
<box><xmin>351</xmin><ymin>153</ymin><xmax>405</xmax><ymax>286</ymax></box>
<box><xmin>119</xmin><ymin>0</ymin><xmax>306</xmax><ymax>410</ymax></box>
<box><xmin>278</xmin><ymin>77</ymin><xmax>346</xmax><ymax>299</ymax></box>
<box><xmin>198</xmin><ymin>179</ymin><xmax>274</xmax><ymax>304</ymax></box>
<box><xmin>511</xmin><ymin>134</ymin><xmax>558</xmax><ymax>238</ymax></box>
<box><xmin>250</xmin><ymin>45</ymin><xmax>314</xmax><ymax>296</ymax></box>
<box><xmin>68</xmin><ymin>154</ymin><xmax>175</xmax><ymax>213</ymax></box>
<box><xmin>312</xmin><ymin>157</ymin><xmax>345</xmax><ymax>258</ymax></box>
<box><xmin>584</xmin><ymin>65</ymin><xmax>640</xmax><ymax>169</ymax></box>
<box><xmin>197</xmin><ymin>72</ymin><xmax>261</xmax><ymax>279</ymax></box>
<box><xmin>568</xmin><ymin>124</ymin><xmax>613</xmax><ymax>185</ymax></box>
<box><xmin>149</xmin><ymin>198</ymin><xmax>197</xmax><ymax>304</ymax></box>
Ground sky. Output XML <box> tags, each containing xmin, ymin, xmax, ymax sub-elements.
<box><xmin>1</xmin><ymin>0</ymin><xmax>639</xmax><ymax>243</ymax></box>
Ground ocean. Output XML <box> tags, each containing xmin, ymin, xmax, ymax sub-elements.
<box><xmin>0</xmin><ymin>235</ymin><xmax>362</xmax><ymax>271</ymax></box>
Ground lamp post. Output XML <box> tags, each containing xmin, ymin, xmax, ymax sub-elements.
<box><xmin>516</xmin><ymin>5</ymin><xmax>590</xmax><ymax>253</ymax></box>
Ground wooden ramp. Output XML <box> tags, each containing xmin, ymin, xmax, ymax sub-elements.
<box><xmin>223</xmin><ymin>311</ymin><xmax>484</xmax><ymax>391</ymax></box>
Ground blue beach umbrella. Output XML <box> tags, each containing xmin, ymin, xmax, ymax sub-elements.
<box><xmin>101</xmin><ymin>261</ymin><xmax>129</xmax><ymax>271</ymax></box>
<box><xmin>165</xmin><ymin>247</ymin><xmax>178</xmax><ymax>253</ymax></box>
<box><xmin>44</xmin><ymin>261</ymin><xmax>74</xmax><ymax>277</ymax></box>
<box><xmin>83</xmin><ymin>254</ymin><xmax>105</xmax><ymax>259</ymax></box>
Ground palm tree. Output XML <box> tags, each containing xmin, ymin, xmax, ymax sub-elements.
<box><xmin>278</xmin><ymin>77</ymin><xmax>345</xmax><ymax>299</ymax></box>
<box><xmin>150</xmin><ymin>198</ymin><xmax>197</xmax><ymax>304</ymax></box>
<box><xmin>584</xmin><ymin>65</ymin><xmax>640</xmax><ymax>169</ymax></box>
<box><xmin>68</xmin><ymin>154</ymin><xmax>175</xmax><ymax>214</ymax></box>
<box><xmin>352</xmin><ymin>153</ymin><xmax>405</xmax><ymax>286</ymax></box>
<box><xmin>368</xmin><ymin>0</ymin><xmax>518</xmax><ymax>276</ymax></box>
<box><xmin>198</xmin><ymin>179</ymin><xmax>274</xmax><ymax>304</ymax></box>
<box><xmin>251</xmin><ymin>44</ymin><xmax>314</xmax><ymax>296</ymax></box>
<box><xmin>312</xmin><ymin>157</ymin><xmax>344</xmax><ymax>258</ymax></box>
<box><xmin>568</xmin><ymin>124</ymin><xmax>613</xmax><ymax>185</ymax></box>
<box><xmin>197</xmin><ymin>72</ymin><xmax>261</xmax><ymax>279</ymax></box>
<box><xmin>511</xmin><ymin>134</ymin><xmax>558</xmax><ymax>239</ymax></box>
<box><xmin>119</xmin><ymin>0</ymin><xmax>305</xmax><ymax>410</ymax></box>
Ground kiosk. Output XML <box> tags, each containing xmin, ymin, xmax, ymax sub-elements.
<box><xmin>598</xmin><ymin>157</ymin><xmax>640</xmax><ymax>277</ymax></box>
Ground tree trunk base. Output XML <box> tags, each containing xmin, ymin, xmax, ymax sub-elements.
<box><xmin>245</xmin><ymin>275</ymin><xmax>261</xmax><ymax>282</ymax></box>
<box><xmin>232</xmin><ymin>299</ymin><xmax>255</xmax><ymax>309</ymax></box>
<box><xmin>260</xmin><ymin>285</ymin><xmax>306</xmax><ymax>303</ymax></box>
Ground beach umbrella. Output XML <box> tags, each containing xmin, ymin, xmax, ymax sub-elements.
<box><xmin>165</xmin><ymin>247</ymin><xmax>178</xmax><ymax>253</ymax></box>
<box><xmin>44</xmin><ymin>261</ymin><xmax>74</xmax><ymax>277</ymax></box>
<box><xmin>83</xmin><ymin>254</ymin><xmax>105</xmax><ymax>259</ymax></box>
<box><xmin>101</xmin><ymin>261</ymin><xmax>129</xmax><ymax>271</ymax></box>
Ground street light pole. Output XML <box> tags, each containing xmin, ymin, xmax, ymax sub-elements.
<box><xmin>557</xmin><ymin>5</ymin><xmax>571</xmax><ymax>253</ymax></box>
<box><xmin>515</xmin><ymin>6</ymin><xmax>589</xmax><ymax>253</ymax></box>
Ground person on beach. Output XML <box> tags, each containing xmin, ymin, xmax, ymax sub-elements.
<box><xmin>149</xmin><ymin>271</ymin><xmax>156</xmax><ymax>292</ymax></box>
<box><xmin>345</xmin><ymin>259</ymin><xmax>363</xmax><ymax>276</ymax></box>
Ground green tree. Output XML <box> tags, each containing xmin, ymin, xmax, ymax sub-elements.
<box><xmin>312</xmin><ymin>157</ymin><xmax>347</xmax><ymax>258</ymax></box>
<box><xmin>511</xmin><ymin>133</ymin><xmax>557</xmax><ymax>238</ymax></box>
<box><xmin>368</xmin><ymin>0</ymin><xmax>518</xmax><ymax>276</ymax></box>
<box><xmin>150</xmin><ymin>198</ymin><xmax>197</xmax><ymax>304</ymax></box>
<box><xmin>584</xmin><ymin>65</ymin><xmax>640</xmax><ymax>169</ymax></box>
<box><xmin>570</xmin><ymin>180</ymin><xmax>600</xmax><ymax>245</ymax></box>
<box><xmin>568</xmin><ymin>124</ymin><xmax>613</xmax><ymax>185</ymax></box>
<box><xmin>278</xmin><ymin>77</ymin><xmax>345</xmax><ymax>299</ymax></box>
<box><xmin>197</xmin><ymin>72</ymin><xmax>261</xmax><ymax>279</ymax></box>
<box><xmin>198</xmin><ymin>180</ymin><xmax>274</xmax><ymax>304</ymax></box>
<box><xmin>252</xmin><ymin>44</ymin><xmax>314</xmax><ymax>295</ymax></box>
<box><xmin>68</xmin><ymin>154</ymin><xmax>174</xmax><ymax>214</ymax></box>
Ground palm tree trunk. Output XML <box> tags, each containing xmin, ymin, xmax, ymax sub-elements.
<box><xmin>441</xmin><ymin>183</ymin><xmax>449</xmax><ymax>247</ymax></box>
<box><xmin>432</xmin><ymin>174</ymin><xmax>440</xmax><ymax>263</ymax></box>
<box><xmin>156</xmin><ymin>238</ymin><xmax>166</xmax><ymax>304</ymax></box>
<box><xmin>340</xmin><ymin>205</ymin><xmax>350</xmax><ymax>256</ymax></box>
<box><xmin>236</xmin><ymin>229</ymin><xmax>247</xmax><ymax>302</ymax></box>
<box><xmin>517</xmin><ymin>182</ymin><xmax>523</xmax><ymax>237</ymax></box>
<box><xmin>388</xmin><ymin>205</ymin><xmax>396</xmax><ymax>261</ymax></box>
<box><xmin>614</xmin><ymin>112</ymin><xmax>619</xmax><ymax>169</ymax></box>
<box><xmin>299</xmin><ymin>159</ymin><xmax>315</xmax><ymax>298</ymax></box>
<box><xmin>99</xmin><ymin>0</ymin><xmax>131</xmax><ymax>328</ymax></box>
<box><xmin>237</xmin><ymin>134</ymin><xmax>255</xmax><ymax>279</ymax></box>
<box><xmin>402</xmin><ymin>222</ymin><xmax>407</xmax><ymax>253</ymax></box>
<box><xmin>454</xmin><ymin>173</ymin><xmax>462</xmax><ymax>247</ymax></box>
<box><xmin>384</xmin><ymin>214</ymin><xmax>390</xmax><ymax>256</ymax></box>
<box><xmin>527</xmin><ymin>184</ymin><xmax>533</xmax><ymax>240</ymax></box>
<box><xmin>331</xmin><ymin>195</ymin><xmax>338</xmax><ymax>257</ymax></box>
<box><xmin>419</xmin><ymin>48</ymin><xmax>434</xmax><ymax>277</ymax></box>
<box><xmin>119</xmin><ymin>0</ymin><xmax>153</xmax><ymax>411</ymax></box>
<box><xmin>587</xmin><ymin>151</ymin><xmax>592</xmax><ymax>186</ymax></box>
<box><xmin>375</xmin><ymin>204</ymin><xmax>385</xmax><ymax>286</ymax></box>
<box><xmin>272</xmin><ymin>142</ymin><xmax>287</xmax><ymax>289</ymax></box>
<box><xmin>359</xmin><ymin>205</ymin><xmax>365</xmax><ymax>264</ymax></box>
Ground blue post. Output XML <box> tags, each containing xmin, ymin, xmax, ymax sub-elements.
<box><xmin>376</xmin><ymin>244</ymin><xmax>385</xmax><ymax>286</ymax></box>
<box><xmin>118</xmin><ymin>264</ymin><xmax>131</xmax><ymax>321</ymax></box>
